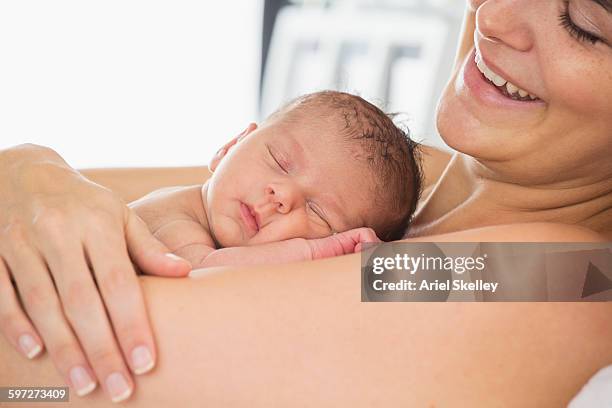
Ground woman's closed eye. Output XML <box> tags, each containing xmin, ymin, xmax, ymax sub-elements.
<box><xmin>559</xmin><ymin>0</ymin><xmax>608</xmax><ymax>45</ymax></box>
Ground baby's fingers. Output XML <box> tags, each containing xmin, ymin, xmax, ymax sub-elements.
<box><xmin>353</xmin><ymin>227</ymin><xmax>381</xmax><ymax>244</ymax></box>
<box><xmin>343</xmin><ymin>228</ymin><xmax>381</xmax><ymax>253</ymax></box>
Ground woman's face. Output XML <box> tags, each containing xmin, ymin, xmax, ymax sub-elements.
<box><xmin>437</xmin><ymin>0</ymin><xmax>612</xmax><ymax>184</ymax></box>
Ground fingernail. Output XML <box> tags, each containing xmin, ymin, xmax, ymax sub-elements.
<box><xmin>165</xmin><ymin>253</ymin><xmax>185</xmax><ymax>262</ymax></box>
<box><xmin>106</xmin><ymin>372</ymin><xmax>132</xmax><ymax>403</ymax></box>
<box><xmin>18</xmin><ymin>334</ymin><xmax>42</xmax><ymax>359</ymax></box>
<box><xmin>70</xmin><ymin>366</ymin><xmax>97</xmax><ymax>397</ymax></box>
<box><xmin>131</xmin><ymin>345</ymin><xmax>154</xmax><ymax>375</ymax></box>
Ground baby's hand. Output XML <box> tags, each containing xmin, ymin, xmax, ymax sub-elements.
<box><xmin>306</xmin><ymin>228</ymin><xmax>381</xmax><ymax>260</ymax></box>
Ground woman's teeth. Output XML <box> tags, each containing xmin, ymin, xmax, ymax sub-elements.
<box><xmin>475</xmin><ymin>52</ymin><xmax>539</xmax><ymax>101</ymax></box>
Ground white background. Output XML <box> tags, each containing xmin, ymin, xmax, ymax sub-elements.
<box><xmin>0</xmin><ymin>1</ymin><xmax>263</xmax><ymax>168</ymax></box>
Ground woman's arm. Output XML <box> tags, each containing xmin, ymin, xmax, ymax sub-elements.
<box><xmin>2</xmin><ymin>256</ymin><xmax>611</xmax><ymax>407</ymax></box>
<box><xmin>407</xmin><ymin>222</ymin><xmax>609</xmax><ymax>243</ymax></box>
<box><xmin>2</xmin><ymin>224</ymin><xmax>610</xmax><ymax>407</ymax></box>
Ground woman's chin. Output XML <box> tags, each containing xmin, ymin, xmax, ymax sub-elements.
<box><xmin>435</xmin><ymin>80</ymin><xmax>535</xmax><ymax>162</ymax></box>
<box><xmin>436</xmin><ymin>96</ymin><xmax>498</xmax><ymax>160</ymax></box>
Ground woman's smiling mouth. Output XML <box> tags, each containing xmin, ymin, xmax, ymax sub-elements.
<box><xmin>240</xmin><ymin>202</ymin><xmax>260</xmax><ymax>234</ymax></box>
<box><xmin>475</xmin><ymin>50</ymin><xmax>541</xmax><ymax>102</ymax></box>
<box><xmin>462</xmin><ymin>48</ymin><xmax>547</xmax><ymax>113</ymax></box>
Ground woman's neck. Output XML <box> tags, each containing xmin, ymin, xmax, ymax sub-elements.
<box><xmin>409</xmin><ymin>153</ymin><xmax>612</xmax><ymax>237</ymax></box>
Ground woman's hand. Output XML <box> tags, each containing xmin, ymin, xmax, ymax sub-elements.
<box><xmin>0</xmin><ymin>144</ymin><xmax>191</xmax><ymax>402</ymax></box>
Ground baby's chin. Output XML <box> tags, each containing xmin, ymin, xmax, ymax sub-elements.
<box><xmin>212</xmin><ymin>218</ymin><xmax>323</xmax><ymax>247</ymax></box>
<box><xmin>226</xmin><ymin>231</ymin><xmax>295</xmax><ymax>247</ymax></box>
<box><xmin>208</xmin><ymin>220</ymin><xmax>248</xmax><ymax>249</ymax></box>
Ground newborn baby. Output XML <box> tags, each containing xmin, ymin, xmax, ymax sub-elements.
<box><xmin>131</xmin><ymin>91</ymin><xmax>422</xmax><ymax>268</ymax></box>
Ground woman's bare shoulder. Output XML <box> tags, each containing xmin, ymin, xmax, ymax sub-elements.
<box><xmin>404</xmin><ymin>222</ymin><xmax>608</xmax><ymax>243</ymax></box>
<box><xmin>418</xmin><ymin>144</ymin><xmax>453</xmax><ymax>192</ymax></box>
<box><xmin>419</xmin><ymin>144</ymin><xmax>453</xmax><ymax>161</ymax></box>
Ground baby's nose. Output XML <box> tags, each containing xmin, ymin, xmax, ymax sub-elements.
<box><xmin>265</xmin><ymin>184</ymin><xmax>301</xmax><ymax>214</ymax></box>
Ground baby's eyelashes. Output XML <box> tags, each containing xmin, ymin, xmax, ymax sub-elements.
<box><xmin>306</xmin><ymin>202</ymin><xmax>332</xmax><ymax>231</ymax></box>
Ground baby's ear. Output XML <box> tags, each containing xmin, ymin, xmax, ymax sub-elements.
<box><xmin>208</xmin><ymin>123</ymin><xmax>258</xmax><ymax>172</ymax></box>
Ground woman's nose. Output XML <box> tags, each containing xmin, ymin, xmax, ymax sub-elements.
<box><xmin>265</xmin><ymin>184</ymin><xmax>302</xmax><ymax>214</ymax></box>
<box><xmin>476</xmin><ymin>0</ymin><xmax>533</xmax><ymax>52</ymax></box>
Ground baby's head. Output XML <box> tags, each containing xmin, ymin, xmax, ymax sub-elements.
<box><xmin>204</xmin><ymin>90</ymin><xmax>422</xmax><ymax>248</ymax></box>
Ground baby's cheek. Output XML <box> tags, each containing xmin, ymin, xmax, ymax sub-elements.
<box><xmin>255</xmin><ymin>218</ymin><xmax>323</xmax><ymax>243</ymax></box>
<box><xmin>211</xmin><ymin>214</ymin><xmax>246</xmax><ymax>248</ymax></box>
<box><xmin>298</xmin><ymin>222</ymin><xmax>335</xmax><ymax>240</ymax></box>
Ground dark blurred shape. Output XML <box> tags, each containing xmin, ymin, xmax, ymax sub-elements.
<box><xmin>582</xmin><ymin>262</ymin><xmax>612</xmax><ymax>298</ymax></box>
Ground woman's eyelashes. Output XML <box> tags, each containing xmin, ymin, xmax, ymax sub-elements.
<box><xmin>559</xmin><ymin>1</ymin><xmax>605</xmax><ymax>45</ymax></box>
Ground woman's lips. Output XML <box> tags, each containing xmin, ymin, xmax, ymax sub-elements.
<box><xmin>239</xmin><ymin>202</ymin><xmax>259</xmax><ymax>234</ymax></box>
<box><xmin>463</xmin><ymin>48</ymin><xmax>546</xmax><ymax>111</ymax></box>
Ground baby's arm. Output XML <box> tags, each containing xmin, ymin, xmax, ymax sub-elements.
<box><xmin>198</xmin><ymin>228</ymin><xmax>379</xmax><ymax>269</ymax></box>
<box><xmin>130</xmin><ymin>185</ymin><xmax>217</xmax><ymax>266</ymax></box>
<box><xmin>130</xmin><ymin>186</ymin><xmax>379</xmax><ymax>268</ymax></box>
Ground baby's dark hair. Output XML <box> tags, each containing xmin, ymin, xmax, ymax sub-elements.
<box><xmin>271</xmin><ymin>90</ymin><xmax>423</xmax><ymax>241</ymax></box>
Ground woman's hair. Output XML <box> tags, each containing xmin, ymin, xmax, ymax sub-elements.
<box><xmin>271</xmin><ymin>90</ymin><xmax>423</xmax><ymax>241</ymax></box>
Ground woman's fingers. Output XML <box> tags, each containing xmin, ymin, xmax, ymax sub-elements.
<box><xmin>44</xmin><ymin>237</ymin><xmax>136</xmax><ymax>402</ymax></box>
<box><xmin>124</xmin><ymin>209</ymin><xmax>191</xmax><ymax>277</ymax></box>
<box><xmin>0</xmin><ymin>145</ymin><xmax>171</xmax><ymax>402</ymax></box>
<box><xmin>3</xmin><ymin>243</ymin><xmax>99</xmax><ymax>398</ymax></box>
<box><xmin>85</xmin><ymin>227</ymin><xmax>157</xmax><ymax>378</ymax></box>
<box><xmin>0</xmin><ymin>257</ymin><xmax>44</xmax><ymax>359</ymax></box>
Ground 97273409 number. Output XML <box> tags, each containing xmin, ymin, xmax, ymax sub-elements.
<box><xmin>0</xmin><ymin>387</ymin><xmax>69</xmax><ymax>402</ymax></box>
